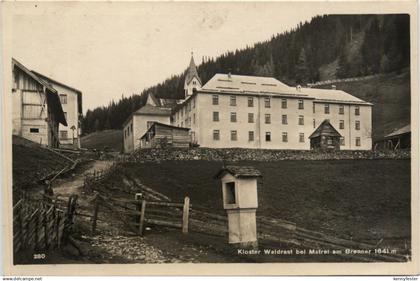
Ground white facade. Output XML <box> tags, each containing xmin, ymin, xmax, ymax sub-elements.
<box><xmin>123</xmin><ymin>111</ymin><xmax>171</xmax><ymax>153</ymax></box>
<box><xmin>172</xmin><ymin>73</ymin><xmax>373</xmax><ymax>150</ymax></box>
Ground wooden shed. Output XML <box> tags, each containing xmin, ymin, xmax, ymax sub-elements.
<box><xmin>374</xmin><ymin>124</ymin><xmax>411</xmax><ymax>150</ymax></box>
<box><xmin>140</xmin><ymin>122</ymin><xmax>191</xmax><ymax>148</ymax></box>
<box><xmin>309</xmin><ymin>119</ymin><xmax>342</xmax><ymax>150</ymax></box>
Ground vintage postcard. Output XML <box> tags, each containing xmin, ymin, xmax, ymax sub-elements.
<box><xmin>1</xmin><ymin>0</ymin><xmax>419</xmax><ymax>276</ymax></box>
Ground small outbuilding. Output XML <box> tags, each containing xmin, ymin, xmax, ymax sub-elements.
<box><xmin>140</xmin><ymin>122</ymin><xmax>190</xmax><ymax>148</ymax></box>
<box><xmin>374</xmin><ymin>124</ymin><xmax>411</xmax><ymax>150</ymax></box>
<box><xmin>309</xmin><ymin>119</ymin><xmax>342</xmax><ymax>150</ymax></box>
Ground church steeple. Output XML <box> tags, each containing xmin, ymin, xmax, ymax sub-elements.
<box><xmin>184</xmin><ymin>52</ymin><xmax>201</xmax><ymax>98</ymax></box>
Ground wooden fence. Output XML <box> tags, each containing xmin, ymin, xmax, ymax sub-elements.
<box><xmin>90</xmin><ymin>194</ymin><xmax>191</xmax><ymax>236</ymax></box>
<box><xmin>83</xmin><ymin>162</ymin><xmax>117</xmax><ymax>190</ymax></box>
<box><xmin>13</xmin><ymin>194</ymin><xmax>78</xmax><ymax>256</ymax></box>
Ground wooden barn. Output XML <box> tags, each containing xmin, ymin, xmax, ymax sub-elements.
<box><xmin>309</xmin><ymin>119</ymin><xmax>342</xmax><ymax>150</ymax></box>
<box><xmin>140</xmin><ymin>122</ymin><xmax>191</xmax><ymax>148</ymax></box>
<box><xmin>12</xmin><ymin>58</ymin><xmax>67</xmax><ymax>148</ymax></box>
<box><xmin>374</xmin><ymin>124</ymin><xmax>411</xmax><ymax>150</ymax></box>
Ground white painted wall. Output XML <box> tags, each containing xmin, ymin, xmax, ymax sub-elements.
<box><xmin>51</xmin><ymin>83</ymin><xmax>80</xmax><ymax>148</ymax></box>
<box><xmin>123</xmin><ymin>114</ymin><xmax>171</xmax><ymax>153</ymax></box>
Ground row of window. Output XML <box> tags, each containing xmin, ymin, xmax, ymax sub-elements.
<box><xmin>124</xmin><ymin>123</ymin><xmax>134</xmax><ymax>139</ymax></box>
<box><xmin>318</xmin><ymin>104</ymin><xmax>360</xmax><ymax>115</ymax></box>
<box><xmin>211</xmin><ymin>95</ymin><xmax>361</xmax><ymax>116</ymax></box>
<box><xmin>212</xmin><ymin>95</ymin><xmax>303</xmax><ymax>109</ymax></box>
<box><xmin>176</xmin><ymin>97</ymin><xmax>196</xmax><ymax>120</ymax></box>
<box><xmin>212</xmin><ymin>130</ymin><xmax>362</xmax><ymax>146</ymax></box>
<box><xmin>212</xmin><ymin>112</ymin><xmax>362</xmax><ymax>130</ymax></box>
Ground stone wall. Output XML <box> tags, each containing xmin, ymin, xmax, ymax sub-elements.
<box><xmin>129</xmin><ymin>147</ymin><xmax>410</xmax><ymax>162</ymax></box>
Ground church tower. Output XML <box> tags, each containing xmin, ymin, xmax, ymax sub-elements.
<box><xmin>184</xmin><ymin>53</ymin><xmax>201</xmax><ymax>99</ymax></box>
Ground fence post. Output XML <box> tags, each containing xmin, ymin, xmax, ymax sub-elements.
<box><xmin>91</xmin><ymin>194</ymin><xmax>99</xmax><ymax>235</ymax></box>
<box><xmin>138</xmin><ymin>200</ymin><xmax>147</xmax><ymax>236</ymax></box>
<box><xmin>182</xmin><ymin>196</ymin><xmax>190</xmax><ymax>234</ymax></box>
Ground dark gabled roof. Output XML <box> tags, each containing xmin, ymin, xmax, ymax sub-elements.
<box><xmin>140</xmin><ymin>122</ymin><xmax>190</xmax><ymax>140</ymax></box>
<box><xmin>384</xmin><ymin>124</ymin><xmax>411</xmax><ymax>138</ymax></box>
<box><xmin>215</xmin><ymin>165</ymin><xmax>262</xmax><ymax>179</ymax></box>
<box><xmin>133</xmin><ymin>104</ymin><xmax>172</xmax><ymax>116</ymax></box>
<box><xmin>31</xmin><ymin>70</ymin><xmax>83</xmax><ymax>115</ymax></box>
<box><xmin>309</xmin><ymin>119</ymin><xmax>342</xmax><ymax>139</ymax></box>
<box><xmin>12</xmin><ymin>58</ymin><xmax>67</xmax><ymax>126</ymax></box>
<box><xmin>185</xmin><ymin>55</ymin><xmax>201</xmax><ymax>85</ymax></box>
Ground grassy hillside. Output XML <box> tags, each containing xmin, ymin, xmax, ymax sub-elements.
<box><xmin>81</xmin><ymin>129</ymin><xmax>123</xmax><ymax>152</ymax></box>
<box><xmin>121</xmin><ymin>160</ymin><xmax>410</xmax><ymax>244</ymax></box>
<box><xmin>318</xmin><ymin>69</ymin><xmax>410</xmax><ymax>140</ymax></box>
<box><xmin>12</xmin><ymin>136</ymin><xmax>71</xmax><ymax>202</ymax></box>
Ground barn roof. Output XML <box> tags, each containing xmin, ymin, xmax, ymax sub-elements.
<box><xmin>215</xmin><ymin>165</ymin><xmax>262</xmax><ymax>179</ymax></box>
<box><xmin>385</xmin><ymin>124</ymin><xmax>411</xmax><ymax>138</ymax></box>
<box><xmin>201</xmin><ymin>73</ymin><xmax>372</xmax><ymax>105</ymax></box>
<box><xmin>31</xmin><ymin>71</ymin><xmax>83</xmax><ymax>115</ymax></box>
<box><xmin>133</xmin><ymin>104</ymin><xmax>172</xmax><ymax>116</ymax></box>
<box><xmin>309</xmin><ymin>119</ymin><xmax>342</xmax><ymax>139</ymax></box>
<box><xmin>12</xmin><ymin>58</ymin><xmax>67</xmax><ymax>126</ymax></box>
<box><xmin>139</xmin><ymin>122</ymin><xmax>190</xmax><ymax>140</ymax></box>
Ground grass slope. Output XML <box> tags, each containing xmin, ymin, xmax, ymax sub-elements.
<box><xmin>123</xmin><ymin>159</ymin><xmax>411</xmax><ymax>244</ymax></box>
<box><xmin>318</xmin><ymin>70</ymin><xmax>410</xmax><ymax>140</ymax></box>
<box><xmin>12</xmin><ymin>136</ymin><xmax>70</xmax><ymax>202</ymax></box>
<box><xmin>81</xmin><ymin>129</ymin><xmax>123</xmax><ymax>152</ymax></box>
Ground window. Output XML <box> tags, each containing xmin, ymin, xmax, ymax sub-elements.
<box><xmin>356</xmin><ymin>137</ymin><xmax>361</xmax><ymax>147</ymax></box>
<box><xmin>230</xmin><ymin>112</ymin><xmax>237</xmax><ymax>123</ymax></box>
<box><xmin>192</xmin><ymin>98</ymin><xmax>196</xmax><ymax>108</ymax></box>
<box><xmin>248</xmin><ymin>113</ymin><xmax>254</xmax><ymax>123</ymax></box>
<box><xmin>248</xmin><ymin>131</ymin><xmax>254</xmax><ymax>141</ymax></box>
<box><xmin>281</xmin><ymin>98</ymin><xmax>287</xmax><ymax>109</ymax></box>
<box><xmin>212</xmin><ymin>95</ymin><xmax>219</xmax><ymax>105</ymax></box>
<box><xmin>60</xmin><ymin>130</ymin><xmax>68</xmax><ymax>139</ymax></box>
<box><xmin>264</xmin><ymin>97</ymin><xmax>271</xmax><ymax>108</ymax></box>
<box><xmin>265</xmin><ymin>132</ymin><xmax>271</xmax><ymax>142</ymax></box>
<box><xmin>225</xmin><ymin>182</ymin><xmax>236</xmax><ymax>204</ymax></box>
<box><xmin>355</xmin><ymin>121</ymin><xmax>360</xmax><ymax>130</ymax></box>
<box><xmin>193</xmin><ymin>113</ymin><xmax>196</xmax><ymax>124</ymax></box>
<box><xmin>30</xmin><ymin>128</ymin><xmax>39</xmax><ymax>133</ymax></box>
<box><xmin>355</xmin><ymin>106</ymin><xmax>360</xmax><ymax>116</ymax></box>
<box><xmin>327</xmin><ymin>138</ymin><xmax>333</xmax><ymax>145</ymax></box>
<box><xmin>213</xmin><ymin>112</ymin><xmax>219</xmax><ymax>122</ymax></box>
<box><xmin>339</xmin><ymin>105</ymin><xmax>344</xmax><ymax>115</ymax></box>
<box><xmin>299</xmin><ymin>133</ymin><xmax>305</xmax><ymax>143</ymax></box>
<box><xmin>181</xmin><ymin>122</ymin><xmax>183</xmax><ymax>127</ymax></box>
<box><xmin>193</xmin><ymin>80</ymin><xmax>196</xmax><ymax>85</ymax></box>
<box><xmin>265</xmin><ymin>114</ymin><xmax>271</xmax><ymax>124</ymax></box>
<box><xmin>313</xmin><ymin>119</ymin><xmax>316</xmax><ymax>128</ymax></box>
<box><xmin>339</xmin><ymin>120</ymin><xmax>344</xmax><ymax>129</ymax></box>
<box><xmin>213</xmin><ymin>130</ymin><xmax>220</xmax><ymax>141</ymax></box>
<box><xmin>131</xmin><ymin>123</ymin><xmax>133</xmax><ymax>133</ymax></box>
<box><xmin>298</xmin><ymin>99</ymin><xmax>304</xmax><ymax>109</ymax></box>
<box><xmin>282</xmin><ymin>114</ymin><xmax>288</xmax><ymax>125</ymax></box>
<box><xmin>230</xmin><ymin>96</ymin><xmax>237</xmax><ymax>106</ymax></box>
<box><xmin>147</xmin><ymin>121</ymin><xmax>154</xmax><ymax>129</ymax></box>
<box><xmin>340</xmin><ymin>137</ymin><xmax>345</xmax><ymax>146</ymax></box>
<box><xmin>324</xmin><ymin>104</ymin><xmax>330</xmax><ymax>114</ymax></box>
<box><xmin>124</xmin><ymin>129</ymin><xmax>127</xmax><ymax>138</ymax></box>
<box><xmin>298</xmin><ymin>115</ymin><xmax>304</xmax><ymax>125</ymax></box>
<box><xmin>59</xmin><ymin>94</ymin><xmax>67</xmax><ymax>104</ymax></box>
<box><xmin>282</xmin><ymin>132</ymin><xmax>288</xmax><ymax>142</ymax></box>
<box><xmin>313</xmin><ymin>103</ymin><xmax>316</xmax><ymax>113</ymax></box>
<box><xmin>248</xmin><ymin>97</ymin><xmax>254</xmax><ymax>107</ymax></box>
<box><xmin>231</xmin><ymin>130</ymin><xmax>237</xmax><ymax>141</ymax></box>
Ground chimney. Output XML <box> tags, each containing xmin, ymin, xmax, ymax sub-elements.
<box><xmin>296</xmin><ymin>85</ymin><xmax>302</xmax><ymax>92</ymax></box>
<box><xmin>228</xmin><ymin>72</ymin><xmax>232</xmax><ymax>79</ymax></box>
<box><xmin>331</xmin><ymin>85</ymin><xmax>336</xmax><ymax>90</ymax></box>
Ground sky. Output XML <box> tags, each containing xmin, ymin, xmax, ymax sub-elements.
<box><xmin>11</xmin><ymin>2</ymin><xmax>319</xmax><ymax>113</ymax></box>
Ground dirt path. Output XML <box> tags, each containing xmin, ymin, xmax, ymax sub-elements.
<box><xmin>52</xmin><ymin>160</ymin><xmax>113</xmax><ymax>200</ymax></box>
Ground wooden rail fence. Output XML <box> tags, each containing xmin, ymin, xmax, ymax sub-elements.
<box><xmin>13</xmin><ymin>195</ymin><xmax>78</xmax><ymax>256</ymax></box>
<box><xmin>90</xmin><ymin>194</ymin><xmax>191</xmax><ymax>236</ymax></box>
